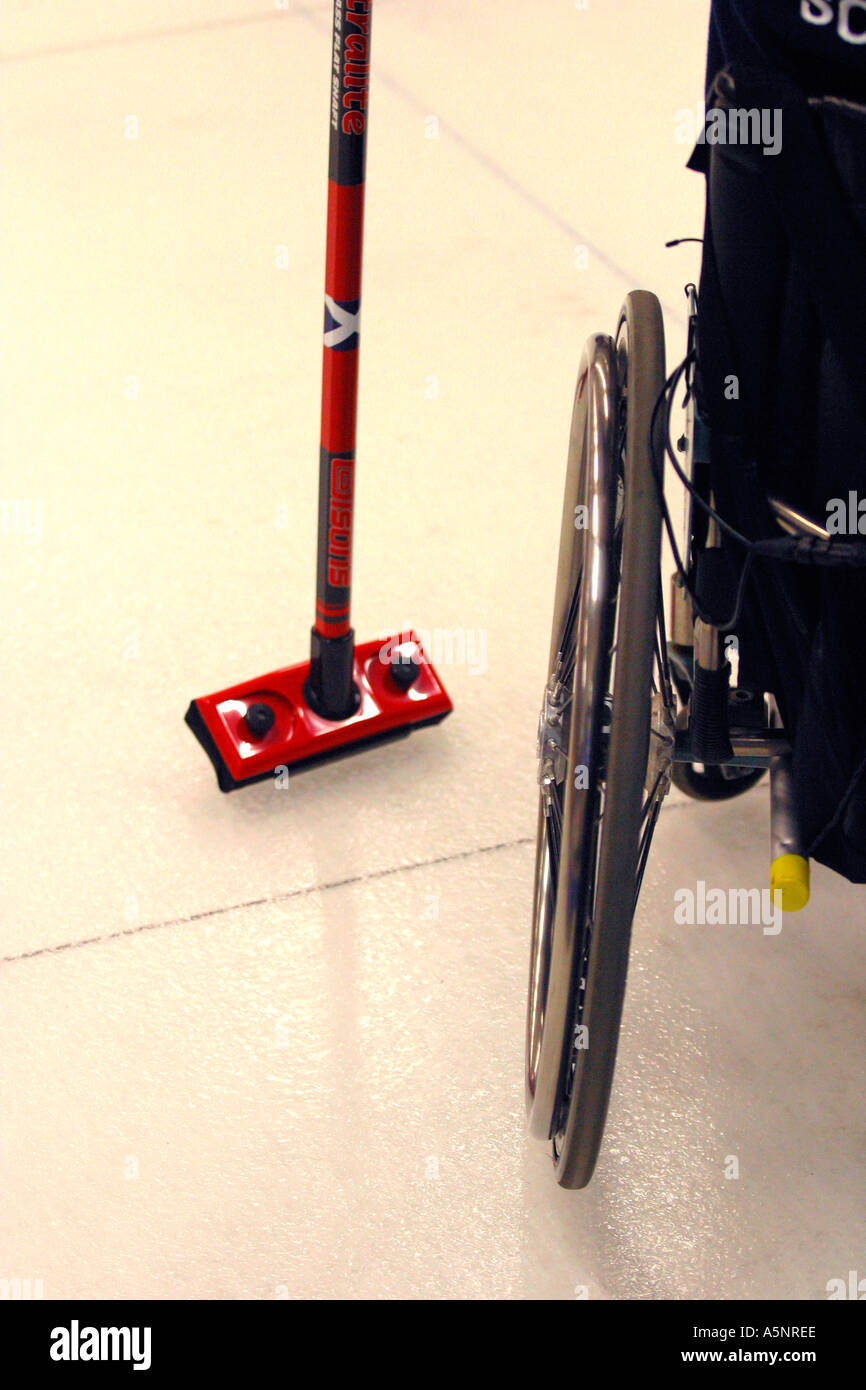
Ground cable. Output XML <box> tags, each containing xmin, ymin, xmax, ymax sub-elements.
<box><xmin>648</xmin><ymin>350</ymin><xmax>866</xmax><ymax>634</ymax></box>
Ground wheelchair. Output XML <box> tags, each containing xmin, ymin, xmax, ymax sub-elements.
<box><xmin>526</xmin><ymin>67</ymin><xmax>866</xmax><ymax>1189</ymax></box>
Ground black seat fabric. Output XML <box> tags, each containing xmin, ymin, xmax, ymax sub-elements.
<box><xmin>705</xmin><ymin>0</ymin><xmax>866</xmax><ymax>103</ymax></box>
<box><xmin>691</xmin><ymin>60</ymin><xmax>866</xmax><ymax>881</ymax></box>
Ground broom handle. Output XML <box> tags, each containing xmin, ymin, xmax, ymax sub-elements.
<box><xmin>309</xmin><ymin>0</ymin><xmax>373</xmax><ymax>718</ymax></box>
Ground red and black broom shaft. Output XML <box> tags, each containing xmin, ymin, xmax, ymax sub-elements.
<box><xmin>305</xmin><ymin>0</ymin><xmax>373</xmax><ymax>720</ymax></box>
<box><xmin>184</xmin><ymin>0</ymin><xmax>452</xmax><ymax>791</ymax></box>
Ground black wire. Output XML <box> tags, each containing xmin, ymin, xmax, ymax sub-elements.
<box><xmin>648</xmin><ymin>361</ymin><xmax>738</xmax><ymax>628</ymax></box>
<box><xmin>650</xmin><ymin>363</ymin><xmax>693</xmax><ymax>601</ymax></box>
<box><xmin>661</xmin><ymin>354</ymin><xmax>757</xmax><ymax>551</ymax></box>
<box><xmin>648</xmin><ymin>353</ymin><xmax>828</xmax><ymax>634</ymax></box>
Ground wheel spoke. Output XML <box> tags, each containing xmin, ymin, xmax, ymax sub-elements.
<box><xmin>634</xmin><ymin>795</ymin><xmax>662</xmax><ymax>910</ymax></box>
<box><xmin>555</xmin><ymin>578</ymin><xmax>583</xmax><ymax>674</ymax></box>
<box><xmin>640</xmin><ymin>767</ymin><xmax>666</xmax><ymax>825</ymax></box>
<box><xmin>659</xmin><ymin>629</ymin><xmax>680</xmax><ymax>731</ymax></box>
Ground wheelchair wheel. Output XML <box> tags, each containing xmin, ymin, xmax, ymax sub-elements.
<box><xmin>526</xmin><ymin>291</ymin><xmax>674</xmax><ymax>1189</ymax></box>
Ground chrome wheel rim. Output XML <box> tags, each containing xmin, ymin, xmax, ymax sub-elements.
<box><xmin>526</xmin><ymin>334</ymin><xmax>621</xmax><ymax>1140</ymax></box>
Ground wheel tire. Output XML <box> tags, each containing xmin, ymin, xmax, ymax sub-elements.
<box><xmin>552</xmin><ymin>291</ymin><xmax>668</xmax><ymax>1188</ymax></box>
<box><xmin>525</xmin><ymin>330</ymin><xmax>621</xmax><ymax>1146</ymax></box>
<box><xmin>526</xmin><ymin>292</ymin><xmax>671</xmax><ymax>1190</ymax></box>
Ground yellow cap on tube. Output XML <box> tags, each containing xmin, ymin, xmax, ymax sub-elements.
<box><xmin>770</xmin><ymin>854</ymin><xmax>810</xmax><ymax>913</ymax></box>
